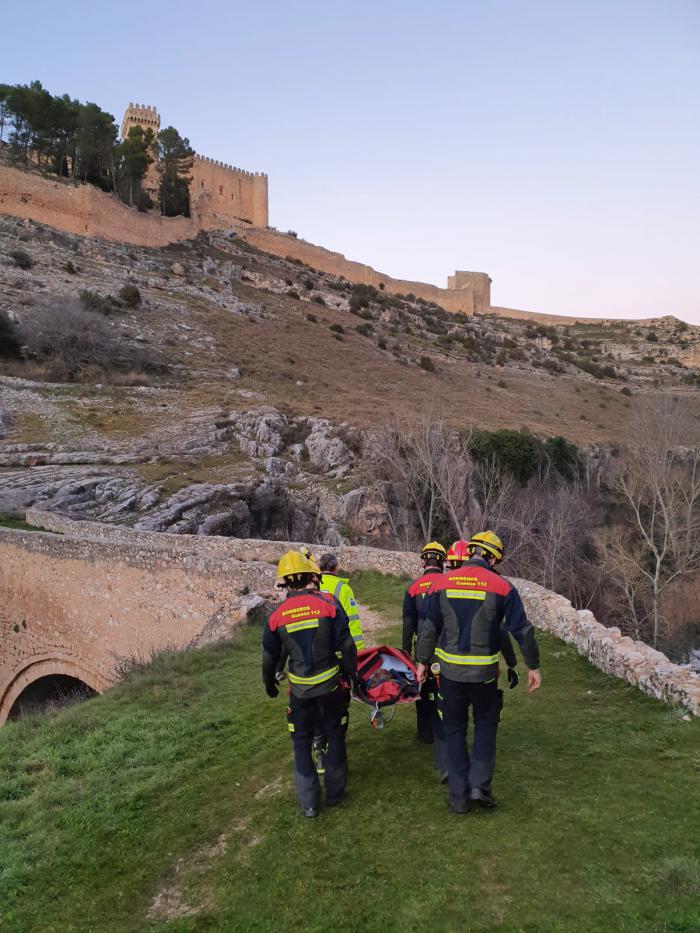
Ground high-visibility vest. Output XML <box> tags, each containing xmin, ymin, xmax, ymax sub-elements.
<box><xmin>320</xmin><ymin>573</ymin><xmax>365</xmax><ymax>650</ymax></box>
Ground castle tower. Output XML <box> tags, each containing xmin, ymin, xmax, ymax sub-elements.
<box><xmin>120</xmin><ymin>104</ymin><xmax>161</xmax><ymax>204</ymax></box>
<box><xmin>120</xmin><ymin>103</ymin><xmax>161</xmax><ymax>141</ymax></box>
<box><xmin>447</xmin><ymin>271</ymin><xmax>492</xmax><ymax>313</ymax></box>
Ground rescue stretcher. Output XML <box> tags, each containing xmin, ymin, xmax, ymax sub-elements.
<box><xmin>348</xmin><ymin>645</ymin><xmax>420</xmax><ymax>729</ymax></box>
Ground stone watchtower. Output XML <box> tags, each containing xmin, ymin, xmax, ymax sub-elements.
<box><xmin>120</xmin><ymin>104</ymin><xmax>161</xmax><ymax>203</ymax></box>
<box><xmin>447</xmin><ymin>271</ymin><xmax>492</xmax><ymax>314</ymax></box>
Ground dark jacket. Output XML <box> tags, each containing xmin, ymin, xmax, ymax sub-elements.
<box><xmin>417</xmin><ymin>557</ymin><xmax>539</xmax><ymax>683</ymax></box>
<box><xmin>263</xmin><ymin>588</ymin><xmax>357</xmax><ymax>699</ymax></box>
<box><xmin>402</xmin><ymin>568</ymin><xmax>443</xmax><ymax>656</ymax></box>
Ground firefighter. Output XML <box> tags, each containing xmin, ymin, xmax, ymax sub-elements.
<box><xmin>402</xmin><ymin>541</ymin><xmax>449</xmax><ymax>778</ymax></box>
<box><xmin>416</xmin><ymin>531</ymin><xmax>541</xmax><ymax>813</ymax></box>
<box><xmin>319</xmin><ymin>553</ymin><xmax>365</xmax><ymax>650</ymax></box>
<box><xmin>263</xmin><ymin>549</ymin><xmax>357</xmax><ymax>818</ymax></box>
<box><xmin>445</xmin><ymin>539</ymin><xmax>520</xmax><ymax>714</ymax></box>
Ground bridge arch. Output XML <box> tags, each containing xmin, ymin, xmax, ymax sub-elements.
<box><xmin>0</xmin><ymin>656</ymin><xmax>110</xmax><ymax>725</ymax></box>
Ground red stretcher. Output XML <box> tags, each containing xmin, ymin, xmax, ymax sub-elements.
<box><xmin>349</xmin><ymin>645</ymin><xmax>420</xmax><ymax>729</ymax></box>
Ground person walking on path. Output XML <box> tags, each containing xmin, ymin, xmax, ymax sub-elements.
<box><xmin>263</xmin><ymin>550</ymin><xmax>357</xmax><ymax>818</ymax></box>
<box><xmin>416</xmin><ymin>531</ymin><xmax>541</xmax><ymax>813</ymax></box>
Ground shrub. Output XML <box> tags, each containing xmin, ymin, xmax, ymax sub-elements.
<box><xmin>118</xmin><ymin>285</ymin><xmax>142</xmax><ymax>308</ymax></box>
<box><xmin>333</xmin><ymin>333</ymin><xmax>344</xmax><ymax>342</ymax></box>
<box><xmin>9</xmin><ymin>248</ymin><xmax>33</xmax><ymax>269</ymax></box>
<box><xmin>306</xmin><ymin>313</ymin><xmax>318</xmax><ymax>323</ymax></box>
<box><xmin>63</xmin><ymin>260</ymin><xmax>78</xmax><ymax>275</ymax></box>
<box><xmin>379</xmin><ymin>282</ymin><xmax>385</xmax><ymax>290</ymax></box>
<box><xmin>621</xmin><ymin>386</ymin><xmax>632</xmax><ymax>397</ymax></box>
<box><xmin>646</xmin><ymin>330</ymin><xmax>659</xmax><ymax>342</ymax></box>
<box><xmin>419</xmin><ymin>355</ymin><xmax>435</xmax><ymax>372</ymax></box>
<box><xmin>378</xmin><ymin>337</ymin><xmax>387</xmax><ymax>350</ymax></box>
<box><xmin>79</xmin><ymin>289</ymin><xmax>121</xmax><ymax>315</ymax></box>
<box><xmin>313</xmin><ymin>294</ymin><xmax>326</xmax><ymax>306</ymax></box>
<box><xmin>0</xmin><ymin>311</ymin><xmax>23</xmax><ymax>359</ymax></box>
<box><xmin>496</xmin><ymin>349</ymin><xmax>508</xmax><ymax>366</ymax></box>
<box><xmin>19</xmin><ymin>299</ymin><xmax>159</xmax><ymax>382</ymax></box>
<box><xmin>470</xmin><ymin>429</ymin><xmax>539</xmax><ymax>484</ymax></box>
<box><xmin>286</xmin><ymin>230</ymin><xmax>298</xmax><ymax>238</ymax></box>
<box><xmin>497</xmin><ymin>378</ymin><xmax>507</xmax><ymax>388</ymax></box>
<box><xmin>330</xmin><ymin>323</ymin><xmax>344</xmax><ymax>334</ymax></box>
<box><xmin>304</xmin><ymin>278</ymin><xmax>314</xmax><ymax>290</ymax></box>
<box><xmin>287</xmin><ymin>290</ymin><xmax>300</xmax><ymax>300</ymax></box>
<box><xmin>356</xmin><ymin>323</ymin><xmax>373</xmax><ymax>337</ymax></box>
<box><xmin>285</xmin><ymin>278</ymin><xmax>293</xmax><ymax>286</ymax></box>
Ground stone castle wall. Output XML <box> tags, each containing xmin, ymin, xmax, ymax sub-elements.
<box><xmin>191</xmin><ymin>156</ymin><xmax>268</xmax><ymax>229</ymax></box>
<box><xmin>239</xmin><ymin>227</ymin><xmax>483</xmax><ymax>314</ymax></box>
<box><xmin>1</xmin><ymin>510</ymin><xmax>695</xmax><ymax>722</ymax></box>
<box><xmin>0</xmin><ymin>163</ymin><xmax>197</xmax><ymax>247</ymax></box>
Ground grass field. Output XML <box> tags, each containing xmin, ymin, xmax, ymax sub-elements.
<box><xmin>0</xmin><ymin>573</ymin><xmax>698</xmax><ymax>932</ymax></box>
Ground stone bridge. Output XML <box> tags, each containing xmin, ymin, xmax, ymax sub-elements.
<box><xmin>0</xmin><ymin>511</ymin><xmax>698</xmax><ymax>723</ymax></box>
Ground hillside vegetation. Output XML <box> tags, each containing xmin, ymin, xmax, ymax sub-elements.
<box><xmin>1</xmin><ymin>573</ymin><xmax>698</xmax><ymax>933</ymax></box>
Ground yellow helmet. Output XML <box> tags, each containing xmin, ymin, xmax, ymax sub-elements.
<box><xmin>277</xmin><ymin>549</ymin><xmax>320</xmax><ymax>581</ymax></box>
<box><xmin>298</xmin><ymin>546</ymin><xmax>321</xmax><ymax>574</ymax></box>
<box><xmin>421</xmin><ymin>541</ymin><xmax>447</xmax><ymax>562</ymax></box>
<box><xmin>468</xmin><ymin>531</ymin><xmax>504</xmax><ymax>562</ymax></box>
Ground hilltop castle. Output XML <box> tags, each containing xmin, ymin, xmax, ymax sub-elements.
<box><xmin>120</xmin><ymin>103</ymin><xmax>269</xmax><ymax>229</ymax></box>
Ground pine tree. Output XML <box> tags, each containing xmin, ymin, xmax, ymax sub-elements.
<box><xmin>157</xmin><ymin>126</ymin><xmax>194</xmax><ymax>217</ymax></box>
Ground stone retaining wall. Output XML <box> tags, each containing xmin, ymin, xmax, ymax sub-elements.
<box><xmin>16</xmin><ymin>510</ymin><xmax>700</xmax><ymax>716</ymax></box>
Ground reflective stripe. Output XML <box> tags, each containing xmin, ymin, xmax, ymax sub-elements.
<box><xmin>435</xmin><ymin>648</ymin><xmax>499</xmax><ymax>666</ymax></box>
<box><xmin>287</xmin><ymin>665</ymin><xmax>340</xmax><ymax>686</ymax></box>
<box><xmin>334</xmin><ymin>580</ymin><xmax>344</xmax><ymax>599</ymax></box>
<box><xmin>287</xmin><ymin>723</ymin><xmax>295</xmax><ymax>732</ymax></box>
<box><xmin>437</xmin><ymin>709</ymin><xmax>443</xmax><ymax>719</ymax></box>
<box><xmin>285</xmin><ymin>619</ymin><xmax>319</xmax><ymax>633</ymax></box>
<box><xmin>445</xmin><ymin>589</ymin><xmax>487</xmax><ymax>600</ymax></box>
<box><xmin>348</xmin><ymin>613</ymin><xmax>361</xmax><ymax>622</ymax></box>
<box><xmin>352</xmin><ymin>634</ymin><xmax>364</xmax><ymax>643</ymax></box>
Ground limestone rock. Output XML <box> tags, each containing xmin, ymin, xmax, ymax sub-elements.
<box><xmin>171</xmin><ymin>262</ymin><xmax>185</xmax><ymax>276</ymax></box>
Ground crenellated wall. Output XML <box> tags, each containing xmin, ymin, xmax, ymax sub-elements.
<box><xmin>190</xmin><ymin>155</ymin><xmax>268</xmax><ymax>228</ymax></box>
<box><xmin>0</xmin><ymin>510</ymin><xmax>696</xmax><ymax>726</ymax></box>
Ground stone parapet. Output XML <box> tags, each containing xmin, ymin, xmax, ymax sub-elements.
<box><xmin>13</xmin><ymin>511</ymin><xmax>700</xmax><ymax>717</ymax></box>
<box><xmin>515</xmin><ymin>579</ymin><xmax>700</xmax><ymax>716</ymax></box>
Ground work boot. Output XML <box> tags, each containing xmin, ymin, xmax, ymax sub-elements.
<box><xmin>470</xmin><ymin>788</ymin><xmax>497</xmax><ymax>809</ymax></box>
<box><xmin>311</xmin><ymin>739</ymin><xmax>327</xmax><ymax>775</ymax></box>
<box><xmin>326</xmin><ymin>790</ymin><xmax>345</xmax><ymax>808</ymax></box>
<box><xmin>448</xmin><ymin>798</ymin><xmax>471</xmax><ymax>815</ymax></box>
<box><xmin>302</xmin><ymin>806</ymin><xmax>319</xmax><ymax>819</ymax></box>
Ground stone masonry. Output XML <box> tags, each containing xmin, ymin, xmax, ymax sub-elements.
<box><xmin>0</xmin><ymin>510</ymin><xmax>697</xmax><ymax>724</ymax></box>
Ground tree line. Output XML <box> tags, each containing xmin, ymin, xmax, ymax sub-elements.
<box><xmin>0</xmin><ymin>80</ymin><xmax>194</xmax><ymax>217</ymax></box>
<box><xmin>363</xmin><ymin>403</ymin><xmax>700</xmax><ymax>662</ymax></box>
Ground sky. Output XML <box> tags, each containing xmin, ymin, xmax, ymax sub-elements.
<box><xmin>4</xmin><ymin>0</ymin><xmax>700</xmax><ymax>322</ymax></box>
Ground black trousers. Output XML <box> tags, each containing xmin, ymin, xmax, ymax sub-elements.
<box><xmin>416</xmin><ymin>674</ymin><xmax>449</xmax><ymax>776</ymax></box>
<box><xmin>440</xmin><ymin>677</ymin><xmax>499</xmax><ymax>808</ymax></box>
<box><xmin>287</xmin><ymin>688</ymin><xmax>348</xmax><ymax>809</ymax></box>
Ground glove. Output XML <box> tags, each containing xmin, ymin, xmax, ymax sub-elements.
<box><xmin>265</xmin><ymin>681</ymin><xmax>279</xmax><ymax>699</ymax></box>
<box><xmin>507</xmin><ymin>667</ymin><xmax>519</xmax><ymax>690</ymax></box>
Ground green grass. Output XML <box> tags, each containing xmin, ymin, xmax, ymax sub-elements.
<box><xmin>0</xmin><ymin>574</ymin><xmax>699</xmax><ymax>932</ymax></box>
<box><xmin>0</xmin><ymin>512</ymin><xmax>39</xmax><ymax>531</ymax></box>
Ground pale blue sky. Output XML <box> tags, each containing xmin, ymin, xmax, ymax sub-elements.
<box><xmin>4</xmin><ymin>0</ymin><xmax>700</xmax><ymax>321</ymax></box>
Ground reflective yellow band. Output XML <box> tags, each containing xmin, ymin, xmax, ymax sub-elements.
<box><xmin>435</xmin><ymin>648</ymin><xmax>499</xmax><ymax>666</ymax></box>
<box><xmin>437</xmin><ymin>709</ymin><xmax>443</xmax><ymax>719</ymax></box>
<box><xmin>288</xmin><ymin>723</ymin><xmax>295</xmax><ymax>732</ymax></box>
<box><xmin>446</xmin><ymin>589</ymin><xmax>487</xmax><ymax>600</ymax></box>
<box><xmin>287</xmin><ymin>665</ymin><xmax>339</xmax><ymax>686</ymax></box>
<box><xmin>285</xmin><ymin>620</ymin><xmax>319</xmax><ymax>633</ymax></box>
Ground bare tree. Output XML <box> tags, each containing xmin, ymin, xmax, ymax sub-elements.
<box><xmin>606</xmin><ymin>397</ymin><xmax>700</xmax><ymax>647</ymax></box>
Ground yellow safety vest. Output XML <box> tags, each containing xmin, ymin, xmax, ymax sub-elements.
<box><xmin>320</xmin><ymin>574</ymin><xmax>365</xmax><ymax>650</ymax></box>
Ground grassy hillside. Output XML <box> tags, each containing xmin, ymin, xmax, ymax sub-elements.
<box><xmin>1</xmin><ymin>573</ymin><xmax>699</xmax><ymax>932</ymax></box>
